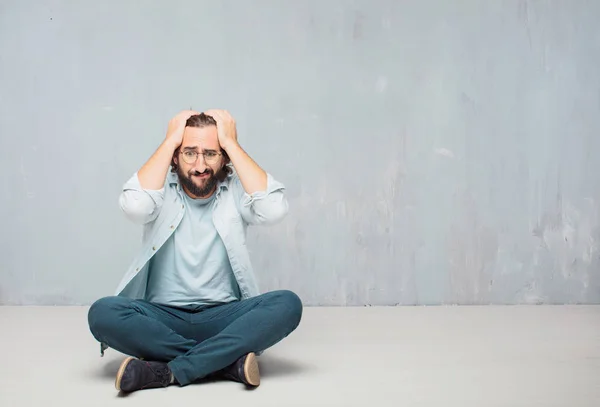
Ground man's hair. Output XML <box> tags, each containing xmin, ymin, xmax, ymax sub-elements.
<box><xmin>186</xmin><ymin>112</ymin><xmax>217</xmax><ymax>128</ymax></box>
<box><xmin>171</xmin><ymin>113</ymin><xmax>232</xmax><ymax>181</ymax></box>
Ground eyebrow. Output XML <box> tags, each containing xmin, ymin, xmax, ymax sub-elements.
<box><xmin>182</xmin><ymin>147</ymin><xmax>218</xmax><ymax>153</ymax></box>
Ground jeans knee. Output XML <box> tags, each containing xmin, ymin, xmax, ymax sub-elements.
<box><xmin>272</xmin><ymin>290</ymin><xmax>303</xmax><ymax>329</ymax></box>
<box><xmin>88</xmin><ymin>296</ymin><xmax>126</xmax><ymax>340</ymax></box>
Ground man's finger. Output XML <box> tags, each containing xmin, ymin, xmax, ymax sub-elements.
<box><xmin>204</xmin><ymin>109</ymin><xmax>223</xmax><ymax>122</ymax></box>
<box><xmin>220</xmin><ymin>110</ymin><xmax>233</xmax><ymax>121</ymax></box>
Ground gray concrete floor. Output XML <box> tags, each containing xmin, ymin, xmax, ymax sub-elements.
<box><xmin>1</xmin><ymin>305</ymin><xmax>599</xmax><ymax>406</ymax></box>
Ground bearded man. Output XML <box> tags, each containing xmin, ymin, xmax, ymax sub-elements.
<box><xmin>87</xmin><ymin>109</ymin><xmax>302</xmax><ymax>393</ymax></box>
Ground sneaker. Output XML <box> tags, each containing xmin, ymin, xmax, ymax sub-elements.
<box><xmin>220</xmin><ymin>352</ymin><xmax>260</xmax><ymax>387</ymax></box>
<box><xmin>115</xmin><ymin>357</ymin><xmax>174</xmax><ymax>392</ymax></box>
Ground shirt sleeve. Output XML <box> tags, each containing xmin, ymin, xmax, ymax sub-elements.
<box><xmin>118</xmin><ymin>172</ymin><xmax>165</xmax><ymax>224</ymax></box>
<box><xmin>234</xmin><ymin>172</ymin><xmax>289</xmax><ymax>225</ymax></box>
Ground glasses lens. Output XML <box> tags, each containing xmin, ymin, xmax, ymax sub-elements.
<box><xmin>182</xmin><ymin>152</ymin><xmax>197</xmax><ymax>164</ymax></box>
<box><xmin>204</xmin><ymin>153</ymin><xmax>218</xmax><ymax>164</ymax></box>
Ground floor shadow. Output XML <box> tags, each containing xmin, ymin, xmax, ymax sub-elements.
<box><xmin>101</xmin><ymin>358</ymin><xmax>124</xmax><ymax>379</ymax></box>
<box><xmin>117</xmin><ymin>390</ymin><xmax>132</xmax><ymax>398</ymax></box>
<box><xmin>258</xmin><ymin>353</ymin><xmax>314</xmax><ymax>378</ymax></box>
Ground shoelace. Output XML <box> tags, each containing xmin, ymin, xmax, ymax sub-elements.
<box><xmin>145</xmin><ymin>362</ymin><xmax>171</xmax><ymax>384</ymax></box>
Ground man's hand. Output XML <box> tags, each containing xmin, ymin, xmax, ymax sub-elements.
<box><xmin>166</xmin><ymin>109</ymin><xmax>199</xmax><ymax>149</ymax></box>
<box><xmin>203</xmin><ymin>109</ymin><xmax>267</xmax><ymax>194</ymax></box>
<box><xmin>204</xmin><ymin>109</ymin><xmax>238</xmax><ymax>151</ymax></box>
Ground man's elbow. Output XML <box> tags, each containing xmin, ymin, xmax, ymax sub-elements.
<box><xmin>251</xmin><ymin>196</ymin><xmax>289</xmax><ymax>225</ymax></box>
<box><xmin>265</xmin><ymin>199</ymin><xmax>289</xmax><ymax>224</ymax></box>
<box><xmin>118</xmin><ymin>192</ymin><xmax>159</xmax><ymax>225</ymax></box>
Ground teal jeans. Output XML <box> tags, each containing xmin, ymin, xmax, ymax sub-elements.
<box><xmin>87</xmin><ymin>290</ymin><xmax>302</xmax><ymax>386</ymax></box>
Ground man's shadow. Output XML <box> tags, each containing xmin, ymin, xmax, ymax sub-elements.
<box><xmin>100</xmin><ymin>358</ymin><xmax>122</xmax><ymax>377</ymax></box>
<box><xmin>256</xmin><ymin>353</ymin><xmax>311</xmax><ymax>378</ymax></box>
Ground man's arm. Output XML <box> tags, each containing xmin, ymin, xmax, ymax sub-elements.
<box><xmin>225</xmin><ymin>141</ymin><xmax>289</xmax><ymax>225</ymax></box>
<box><xmin>223</xmin><ymin>142</ymin><xmax>267</xmax><ymax>194</ymax></box>
<box><xmin>205</xmin><ymin>109</ymin><xmax>288</xmax><ymax>224</ymax></box>
<box><xmin>119</xmin><ymin>110</ymin><xmax>198</xmax><ymax>224</ymax></box>
<box><xmin>137</xmin><ymin>139</ymin><xmax>180</xmax><ymax>190</ymax></box>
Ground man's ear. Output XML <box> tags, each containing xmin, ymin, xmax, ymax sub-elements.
<box><xmin>221</xmin><ymin>149</ymin><xmax>231</xmax><ymax>165</ymax></box>
<box><xmin>171</xmin><ymin>149</ymin><xmax>179</xmax><ymax>168</ymax></box>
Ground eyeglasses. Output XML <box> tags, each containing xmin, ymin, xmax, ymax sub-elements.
<box><xmin>180</xmin><ymin>150</ymin><xmax>222</xmax><ymax>165</ymax></box>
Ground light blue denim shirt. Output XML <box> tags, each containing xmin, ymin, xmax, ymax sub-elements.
<box><xmin>115</xmin><ymin>166</ymin><xmax>288</xmax><ymax>301</ymax></box>
<box><xmin>99</xmin><ymin>166</ymin><xmax>288</xmax><ymax>357</ymax></box>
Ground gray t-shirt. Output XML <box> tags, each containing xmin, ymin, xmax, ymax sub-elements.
<box><xmin>145</xmin><ymin>190</ymin><xmax>240</xmax><ymax>308</ymax></box>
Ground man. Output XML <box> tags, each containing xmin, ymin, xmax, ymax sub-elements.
<box><xmin>88</xmin><ymin>109</ymin><xmax>302</xmax><ymax>393</ymax></box>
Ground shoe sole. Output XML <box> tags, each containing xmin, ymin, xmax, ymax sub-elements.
<box><xmin>244</xmin><ymin>352</ymin><xmax>260</xmax><ymax>387</ymax></box>
<box><xmin>115</xmin><ymin>356</ymin><xmax>135</xmax><ymax>391</ymax></box>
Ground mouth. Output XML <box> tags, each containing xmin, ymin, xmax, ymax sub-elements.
<box><xmin>191</xmin><ymin>172</ymin><xmax>210</xmax><ymax>179</ymax></box>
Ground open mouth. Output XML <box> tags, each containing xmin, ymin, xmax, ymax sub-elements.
<box><xmin>192</xmin><ymin>172</ymin><xmax>210</xmax><ymax>179</ymax></box>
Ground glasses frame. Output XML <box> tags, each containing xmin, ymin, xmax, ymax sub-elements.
<box><xmin>179</xmin><ymin>150</ymin><xmax>223</xmax><ymax>165</ymax></box>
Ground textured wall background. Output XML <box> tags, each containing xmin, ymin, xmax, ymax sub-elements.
<box><xmin>1</xmin><ymin>0</ymin><xmax>599</xmax><ymax>305</ymax></box>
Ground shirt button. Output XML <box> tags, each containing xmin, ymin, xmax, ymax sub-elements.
<box><xmin>170</xmin><ymin>225</ymin><xmax>174</xmax><ymax>229</ymax></box>
<box><xmin>152</xmin><ymin>246</ymin><xmax>156</xmax><ymax>250</ymax></box>
<box><xmin>182</xmin><ymin>204</ymin><xmax>184</xmax><ymax>209</ymax></box>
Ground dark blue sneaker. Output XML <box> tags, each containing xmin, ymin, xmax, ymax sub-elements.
<box><xmin>220</xmin><ymin>352</ymin><xmax>260</xmax><ymax>387</ymax></box>
<box><xmin>115</xmin><ymin>357</ymin><xmax>174</xmax><ymax>392</ymax></box>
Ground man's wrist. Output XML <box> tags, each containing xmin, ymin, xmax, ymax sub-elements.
<box><xmin>221</xmin><ymin>140</ymin><xmax>240</xmax><ymax>153</ymax></box>
<box><xmin>163</xmin><ymin>138</ymin><xmax>180</xmax><ymax>152</ymax></box>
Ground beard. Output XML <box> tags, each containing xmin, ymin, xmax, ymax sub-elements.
<box><xmin>177</xmin><ymin>166</ymin><xmax>220</xmax><ymax>198</ymax></box>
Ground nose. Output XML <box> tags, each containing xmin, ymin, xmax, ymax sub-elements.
<box><xmin>191</xmin><ymin>156</ymin><xmax>208</xmax><ymax>172</ymax></box>
<box><xmin>192</xmin><ymin>163</ymin><xmax>207</xmax><ymax>173</ymax></box>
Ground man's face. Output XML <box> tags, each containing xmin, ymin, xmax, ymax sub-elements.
<box><xmin>175</xmin><ymin>125</ymin><xmax>224</xmax><ymax>198</ymax></box>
